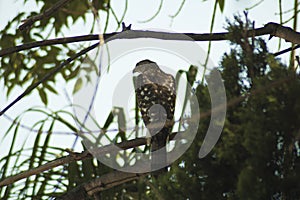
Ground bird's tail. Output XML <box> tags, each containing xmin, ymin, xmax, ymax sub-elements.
<box><xmin>151</xmin><ymin>127</ymin><xmax>169</xmax><ymax>177</ymax></box>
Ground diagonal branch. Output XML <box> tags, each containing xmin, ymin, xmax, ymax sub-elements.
<box><xmin>19</xmin><ymin>0</ymin><xmax>71</xmax><ymax>31</ymax></box>
<box><xmin>0</xmin><ymin>42</ymin><xmax>99</xmax><ymax>117</ymax></box>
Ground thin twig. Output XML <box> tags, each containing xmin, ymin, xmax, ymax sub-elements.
<box><xmin>289</xmin><ymin>0</ymin><xmax>298</xmax><ymax>68</ymax></box>
<box><xmin>118</xmin><ymin>0</ymin><xmax>129</xmax><ymax>29</ymax></box>
<box><xmin>278</xmin><ymin>0</ymin><xmax>283</xmax><ymax>50</ymax></box>
<box><xmin>273</xmin><ymin>44</ymin><xmax>300</xmax><ymax>56</ymax></box>
<box><xmin>201</xmin><ymin>0</ymin><xmax>218</xmax><ymax>83</ymax></box>
<box><xmin>169</xmin><ymin>0</ymin><xmax>186</xmax><ymax>18</ymax></box>
<box><xmin>138</xmin><ymin>0</ymin><xmax>163</xmax><ymax>23</ymax></box>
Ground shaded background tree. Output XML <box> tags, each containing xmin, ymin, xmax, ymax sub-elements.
<box><xmin>165</xmin><ymin>19</ymin><xmax>300</xmax><ymax>200</ymax></box>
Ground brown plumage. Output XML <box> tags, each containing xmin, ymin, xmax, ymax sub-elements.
<box><xmin>133</xmin><ymin>59</ymin><xmax>176</xmax><ymax>174</ymax></box>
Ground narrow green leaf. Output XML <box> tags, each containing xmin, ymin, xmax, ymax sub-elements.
<box><xmin>38</xmin><ymin>88</ymin><xmax>48</xmax><ymax>105</ymax></box>
<box><xmin>218</xmin><ymin>0</ymin><xmax>225</xmax><ymax>12</ymax></box>
<box><xmin>115</xmin><ymin>107</ymin><xmax>127</xmax><ymax>141</ymax></box>
<box><xmin>0</xmin><ymin>120</ymin><xmax>20</xmax><ymax>197</ymax></box>
<box><xmin>43</xmin><ymin>83</ymin><xmax>58</xmax><ymax>94</ymax></box>
<box><xmin>175</xmin><ymin>69</ymin><xmax>186</xmax><ymax>92</ymax></box>
<box><xmin>73</xmin><ymin>77</ymin><xmax>83</xmax><ymax>94</ymax></box>
<box><xmin>103</xmin><ymin>111</ymin><xmax>114</xmax><ymax>131</ymax></box>
<box><xmin>68</xmin><ymin>65</ymin><xmax>81</xmax><ymax>80</ymax></box>
<box><xmin>33</xmin><ymin>32</ymin><xmax>44</xmax><ymax>40</ymax></box>
<box><xmin>187</xmin><ymin>65</ymin><xmax>198</xmax><ymax>85</ymax></box>
<box><xmin>22</xmin><ymin>123</ymin><xmax>44</xmax><ymax>195</ymax></box>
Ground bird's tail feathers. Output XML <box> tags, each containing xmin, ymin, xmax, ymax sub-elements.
<box><xmin>150</xmin><ymin>127</ymin><xmax>169</xmax><ymax>176</ymax></box>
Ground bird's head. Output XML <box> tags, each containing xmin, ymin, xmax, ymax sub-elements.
<box><xmin>133</xmin><ymin>59</ymin><xmax>159</xmax><ymax>76</ymax></box>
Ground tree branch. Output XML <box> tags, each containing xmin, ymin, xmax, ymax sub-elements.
<box><xmin>0</xmin><ymin>133</ymin><xmax>181</xmax><ymax>188</ymax></box>
<box><xmin>56</xmin><ymin>171</ymin><xmax>148</xmax><ymax>200</ymax></box>
<box><xmin>19</xmin><ymin>0</ymin><xmax>71</xmax><ymax>31</ymax></box>
<box><xmin>0</xmin><ymin>151</ymin><xmax>91</xmax><ymax>187</ymax></box>
<box><xmin>273</xmin><ymin>44</ymin><xmax>300</xmax><ymax>56</ymax></box>
<box><xmin>0</xmin><ymin>42</ymin><xmax>100</xmax><ymax>117</ymax></box>
<box><xmin>1</xmin><ymin>22</ymin><xmax>299</xmax><ymax>57</ymax></box>
<box><xmin>0</xmin><ymin>137</ymin><xmax>148</xmax><ymax>187</ymax></box>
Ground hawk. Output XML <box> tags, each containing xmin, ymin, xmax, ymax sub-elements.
<box><xmin>133</xmin><ymin>59</ymin><xmax>176</xmax><ymax>173</ymax></box>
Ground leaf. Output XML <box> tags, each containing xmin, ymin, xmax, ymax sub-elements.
<box><xmin>6</xmin><ymin>84</ymin><xmax>15</xmax><ymax>97</ymax></box>
<box><xmin>175</xmin><ymin>69</ymin><xmax>186</xmax><ymax>92</ymax></box>
<box><xmin>33</xmin><ymin>32</ymin><xmax>44</xmax><ymax>40</ymax></box>
<box><xmin>115</xmin><ymin>107</ymin><xmax>126</xmax><ymax>132</ymax></box>
<box><xmin>38</xmin><ymin>88</ymin><xmax>48</xmax><ymax>105</ymax></box>
<box><xmin>73</xmin><ymin>77</ymin><xmax>83</xmax><ymax>94</ymax></box>
<box><xmin>103</xmin><ymin>111</ymin><xmax>114</xmax><ymax>131</ymax></box>
<box><xmin>114</xmin><ymin>107</ymin><xmax>127</xmax><ymax>141</ymax></box>
<box><xmin>187</xmin><ymin>65</ymin><xmax>198</xmax><ymax>85</ymax></box>
<box><xmin>0</xmin><ymin>119</ymin><xmax>20</xmax><ymax>197</ymax></box>
<box><xmin>218</xmin><ymin>0</ymin><xmax>225</xmax><ymax>12</ymax></box>
<box><xmin>43</xmin><ymin>83</ymin><xmax>58</xmax><ymax>94</ymax></box>
<box><xmin>92</xmin><ymin>0</ymin><xmax>109</xmax><ymax>11</ymax></box>
<box><xmin>67</xmin><ymin>65</ymin><xmax>81</xmax><ymax>80</ymax></box>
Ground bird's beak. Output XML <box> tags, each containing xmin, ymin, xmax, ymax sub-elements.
<box><xmin>133</xmin><ymin>70</ymin><xmax>141</xmax><ymax>78</ymax></box>
<box><xmin>133</xmin><ymin>66</ymin><xmax>140</xmax><ymax>73</ymax></box>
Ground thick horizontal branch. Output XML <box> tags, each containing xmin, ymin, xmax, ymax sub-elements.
<box><xmin>0</xmin><ymin>137</ymin><xmax>151</xmax><ymax>187</ymax></box>
<box><xmin>1</xmin><ymin>22</ymin><xmax>299</xmax><ymax>57</ymax></box>
<box><xmin>267</xmin><ymin>22</ymin><xmax>300</xmax><ymax>43</ymax></box>
<box><xmin>0</xmin><ymin>131</ymin><xmax>182</xmax><ymax>188</ymax></box>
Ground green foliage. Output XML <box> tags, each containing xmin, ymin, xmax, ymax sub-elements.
<box><xmin>0</xmin><ymin>0</ymin><xmax>107</xmax><ymax>104</ymax></box>
<box><xmin>153</xmin><ymin>18</ymin><xmax>300</xmax><ymax>200</ymax></box>
<box><xmin>0</xmin><ymin>109</ymin><xmax>66</xmax><ymax>199</ymax></box>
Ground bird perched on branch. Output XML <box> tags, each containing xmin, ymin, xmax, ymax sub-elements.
<box><xmin>133</xmin><ymin>59</ymin><xmax>176</xmax><ymax>174</ymax></box>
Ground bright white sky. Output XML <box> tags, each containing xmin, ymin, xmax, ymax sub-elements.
<box><xmin>0</xmin><ymin>0</ymin><xmax>297</xmax><ymax>157</ymax></box>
